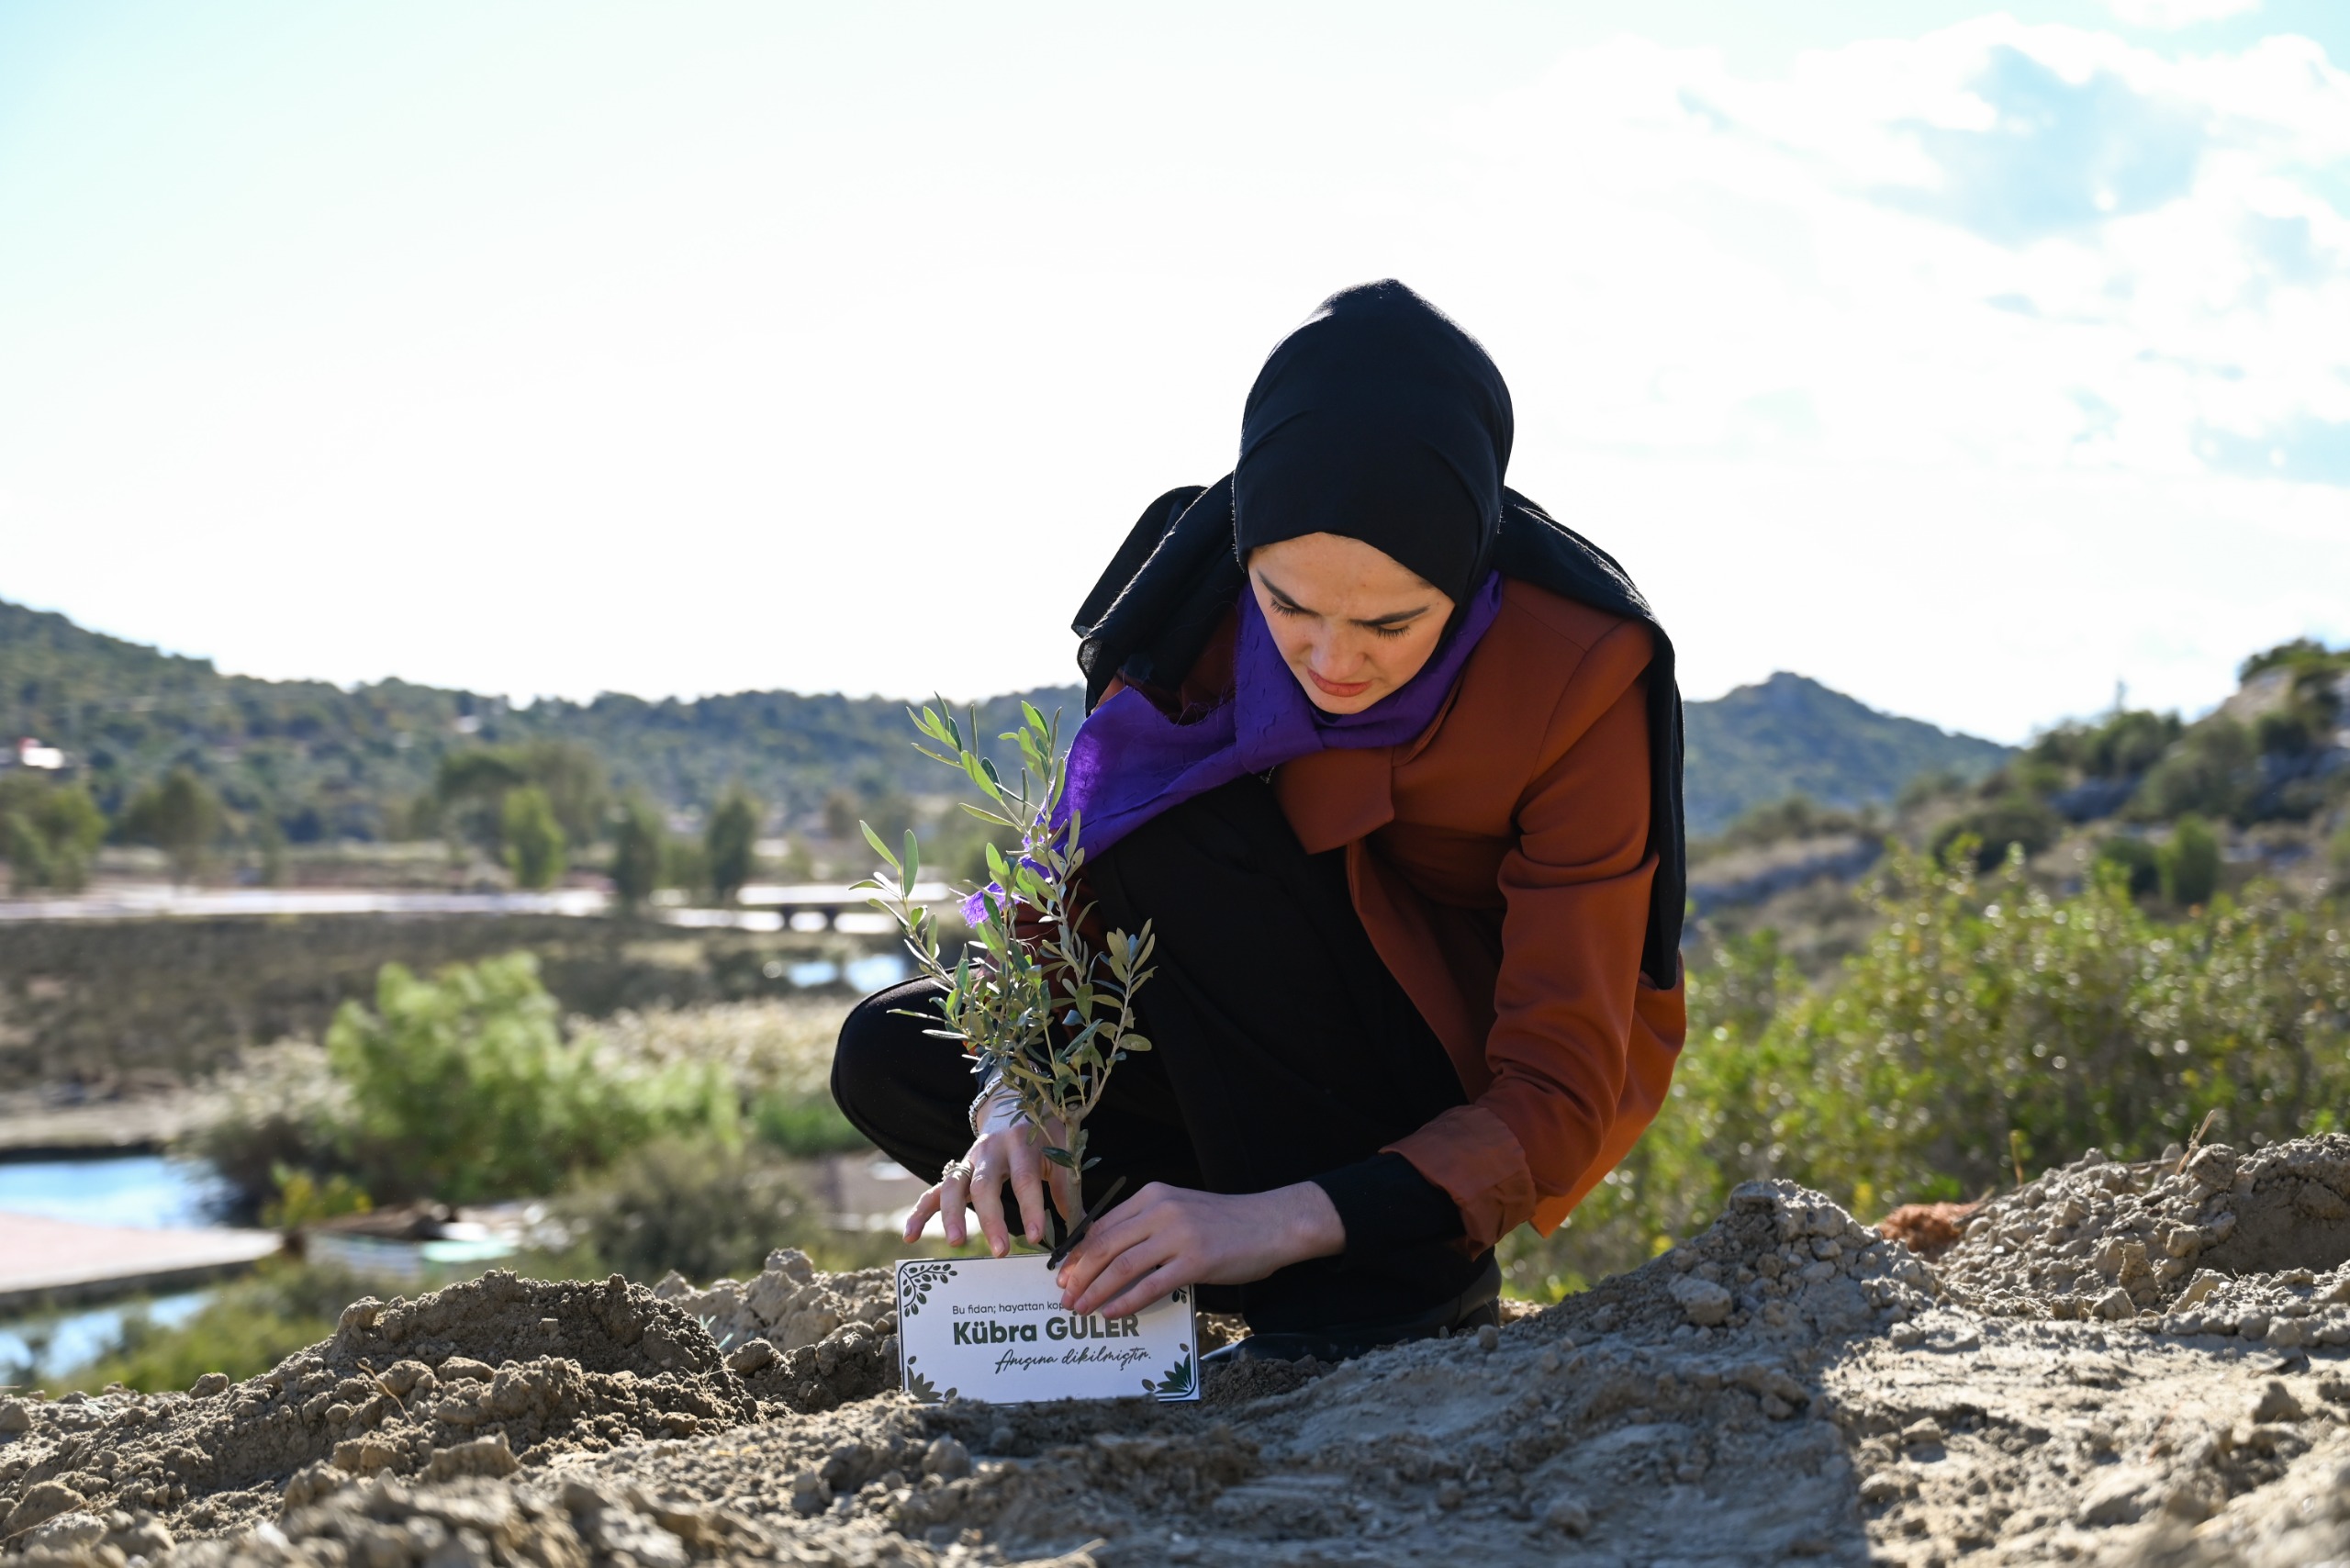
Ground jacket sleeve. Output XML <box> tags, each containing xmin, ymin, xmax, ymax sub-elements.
<box><xmin>1382</xmin><ymin>618</ymin><xmax>1665</xmax><ymax>1247</ymax></box>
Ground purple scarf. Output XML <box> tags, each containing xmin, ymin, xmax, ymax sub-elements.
<box><xmin>1058</xmin><ymin>570</ymin><xmax>1505</xmax><ymax>861</ymax></box>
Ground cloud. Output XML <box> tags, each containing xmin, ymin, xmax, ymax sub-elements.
<box><xmin>1886</xmin><ymin>46</ymin><xmax>2206</xmax><ymax>243</ymax></box>
<box><xmin>2198</xmin><ymin>415</ymin><xmax>2350</xmax><ymax>483</ymax></box>
<box><xmin>2102</xmin><ymin>0</ymin><xmax>2262</xmax><ymax>30</ymax></box>
<box><xmin>1460</xmin><ymin>20</ymin><xmax>2350</xmax><ymax>487</ymax></box>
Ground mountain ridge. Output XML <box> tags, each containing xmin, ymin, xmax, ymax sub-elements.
<box><xmin>0</xmin><ymin>596</ymin><xmax>2006</xmax><ymax>839</ymax></box>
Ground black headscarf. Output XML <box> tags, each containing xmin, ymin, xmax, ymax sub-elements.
<box><xmin>1071</xmin><ymin>281</ymin><xmax>1687</xmax><ymax>986</ymax></box>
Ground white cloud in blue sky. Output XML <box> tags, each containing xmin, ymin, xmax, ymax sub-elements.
<box><xmin>0</xmin><ymin>3</ymin><xmax>2342</xmax><ymax>742</ymax></box>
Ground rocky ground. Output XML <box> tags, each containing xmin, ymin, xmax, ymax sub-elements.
<box><xmin>6</xmin><ymin>1137</ymin><xmax>2350</xmax><ymax>1567</ymax></box>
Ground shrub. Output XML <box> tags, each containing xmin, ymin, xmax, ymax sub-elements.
<box><xmin>706</xmin><ymin>789</ymin><xmax>761</xmax><ymax>904</ymax></box>
<box><xmin>0</xmin><ymin>778</ymin><xmax>106</xmax><ymax>892</ymax></box>
<box><xmin>325</xmin><ymin>953</ymin><xmax>735</xmax><ymax>1203</ymax></box>
<box><xmin>181</xmin><ymin>1042</ymin><xmax>351</xmax><ymax>1212</ymax></box>
<box><xmin>2095</xmin><ymin>834</ymin><xmax>2161</xmax><ymax>898</ymax></box>
<box><xmin>2160</xmin><ymin>815</ymin><xmax>2221</xmax><ymax>907</ymax></box>
<box><xmin>1502</xmin><ymin>847</ymin><xmax>2350</xmax><ymax>1298</ymax></box>
<box><xmin>751</xmin><ymin>1089</ymin><xmax>867</xmax><ymax>1157</ymax></box>
<box><xmin>567</xmin><ymin>998</ymin><xmax>867</xmax><ymax>1157</ymax></box>
<box><xmin>1928</xmin><ymin>794</ymin><xmax>2060</xmax><ymax>871</ymax></box>
<box><xmin>262</xmin><ymin>1167</ymin><xmax>373</xmax><ymax>1230</ymax></box>
<box><xmin>610</xmin><ymin>794</ymin><xmax>665</xmax><ymax>910</ymax></box>
<box><xmin>2028</xmin><ymin>710</ymin><xmax>2181</xmax><ymax>781</ymax></box>
<box><xmin>501</xmin><ymin>786</ymin><xmax>567</xmax><ymax>890</ymax></box>
<box><xmin>50</xmin><ymin>1261</ymin><xmax>364</xmax><ymax>1394</ymax></box>
<box><xmin>2134</xmin><ymin>719</ymin><xmax>2255</xmax><ymax>823</ymax></box>
<box><xmin>122</xmin><ymin>767</ymin><xmax>223</xmax><ymax>884</ymax></box>
<box><xmin>554</xmin><ymin>1137</ymin><xmax>824</xmax><ymax>1286</ymax></box>
<box><xmin>1696</xmin><ymin>795</ymin><xmax>1869</xmax><ymax>857</ymax></box>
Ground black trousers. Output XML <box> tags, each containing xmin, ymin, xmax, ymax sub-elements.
<box><xmin>832</xmin><ymin>774</ymin><xmax>1488</xmax><ymax>1331</ymax></box>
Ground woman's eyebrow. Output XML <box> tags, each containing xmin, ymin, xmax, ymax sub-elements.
<box><xmin>1258</xmin><ymin>571</ymin><xmax>1435</xmax><ymax>626</ymax></box>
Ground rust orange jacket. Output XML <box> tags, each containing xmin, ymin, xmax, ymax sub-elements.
<box><xmin>1123</xmin><ymin>577</ymin><xmax>1687</xmax><ymax>1249</ymax></box>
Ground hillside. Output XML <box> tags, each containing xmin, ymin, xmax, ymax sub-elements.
<box><xmin>1</xmin><ymin>596</ymin><xmax>2003</xmax><ymax>844</ymax></box>
<box><xmin>1684</xmin><ymin>671</ymin><xmax>2009</xmax><ymax>835</ymax></box>
<box><xmin>0</xmin><ymin>597</ymin><xmax>1076</xmax><ymax>839</ymax></box>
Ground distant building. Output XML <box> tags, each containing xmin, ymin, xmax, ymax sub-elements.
<box><xmin>12</xmin><ymin>738</ymin><xmax>64</xmax><ymax>770</ymax></box>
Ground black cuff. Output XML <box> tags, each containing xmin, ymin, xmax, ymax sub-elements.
<box><xmin>1310</xmin><ymin>1152</ymin><xmax>1466</xmax><ymax>1256</ymax></box>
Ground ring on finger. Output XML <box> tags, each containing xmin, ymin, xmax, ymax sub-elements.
<box><xmin>940</xmin><ymin>1159</ymin><xmax>974</xmax><ymax>1184</ymax></box>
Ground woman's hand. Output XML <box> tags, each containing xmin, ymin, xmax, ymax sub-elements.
<box><xmin>1054</xmin><ymin>1182</ymin><xmax>1346</xmax><ymax>1321</ymax></box>
<box><xmin>901</xmin><ymin>1092</ymin><xmax>1075</xmax><ymax>1256</ymax></box>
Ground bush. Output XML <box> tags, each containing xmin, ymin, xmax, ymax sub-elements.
<box><xmin>577</xmin><ymin>998</ymin><xmax>865</xmax><ymax>1158</ymax></box>
<box><xmin>122</xmin><ymin>767</ymin><xmax>223</xmax><ymax>884</ymax></box>
<box><xmin>1502</xmin><ymin>846</ymin><xmax>2350</xmax><ymax>1298</ymax></box>
<box><xmin>706</xmin><ymin>789</ymin><xmax>761</xmax><ymax>904</ymax></box>
<box><xmin>181</xmin><ymin>1042</ymin><xmax>351</xmax><ymax>1213</ymax></box>
<box><xmin>1928</xmin><ymin>794</ymin><xmax>2061</xmax><ymax>871</ymax></box>
<box><xmin>751</xmin><ymin>1088</ymin><xmax>867</xmax><ymax>1157</ymax></box>
<box><xmin>610</xmin><ymin>794</ymin><xmax>665</xmax><ymax>909</ymax></box>
<box><xmin>2160</xmin><ymin>815</ymin><xmax>2221</xmax><ymax>907</ymax></box>
<box><xmin>0</xmin><ymin>778</ymin><xmax>106</xmax><ymax>892</ymax></box>
<box><xmin>325</xmin><ymin>953</ymin><xmax>736</xmax><ymax>1203</ymax></box>
<box><xmin>2095</xmin><ymin>834</ymin><xmax>2161</xmax><ymax>898</ymax></box>
<box><xmin>554</xmin><ymin>1137</ymin><xmax>825</xmax><ymax>1286</ymax></box>
<box><xmin>2028</xmin><ymin>710</ymin><xmax>2181</xmax><ymax>781</ymax></box>
<box><xmin>2134</xmin><ymin>719</ymin><xmax>2255</xmax><ymax>823</ymax></box>
<box><xmin>501</xmin><ymin>787</ymin><xmax>567</xmax><ymax>890</ymax></box>
<box><xmin>1695</xmin><ymin>795</ymin><xmax>1869</xmax><ymax>857</ymax></box>
<box><xmin>50</xmin><ymin>1261</ymin><xmax>364</xmax><ymax>1394</ymax></box>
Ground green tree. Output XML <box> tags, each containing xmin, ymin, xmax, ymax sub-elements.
<box><xmin>2134</xmin><ymin>719</ymin><xmax>2255</xmax><ymax>823</ymax></box>
<box><xmin>706</xmin><ymin>788</ymin><xmax>761</xmax><ymax>904</ymax></box>
<box><xmin>0</xmin><ymin>777</ymin><xmax>106</xmax><ymax>892</ymax></box>
<box><xmin>2161</xmin><ymin>814</ymin><xmax>2221</xmax><ymax>907</ymax></box>
<box><xmin>2094</xmin><ymin>834</ymin><xmax>2161</xmax><ymax>898</ymax></box>
<box><xmin>518</xmin><ymin>739</ymin><xmax>609</xmax><ymax>847</ymax></box>
<box><xmin>501</xmin><ymin>786</ymin><xmax>566</xmax><ymax>890</ymax></box>
<box><xmin>434</xmin><ymin>749</ymin><xmax>528</xmax><ymax>857</ymax></box>
<box><xmin>609</xmin><ymin>794</ymin><xmax>666</xmax><ymax>911</ymax></box>
<box><xmin>256</xmin><ymin>815</ymin><xmax>288</xmax><ymax>888</ymax></box>
<box><xmin>1928</xmin><ymin>791</ymin><xmax>2061</xmax><ymax>871</ymax></box>
<box><xmin>324</xmin><ymin>952</ymin><xmax>734</xmax><ymax>1203</ymax></box>
<box><xmin>129</xmin><ymin>767</ymin><xmax>224</xmax><ymax>886</ymax></box>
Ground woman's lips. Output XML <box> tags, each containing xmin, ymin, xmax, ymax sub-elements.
<box><xmin>1307</xmin><ymin>668</ymin><xmax>1373</xmax><ymax>699</ymax></box>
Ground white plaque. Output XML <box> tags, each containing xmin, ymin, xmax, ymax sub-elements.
<box><xmin>894</xmin><ymin>1256</ymin><xmax>1200</xmax><ymax>1405</ymax></box>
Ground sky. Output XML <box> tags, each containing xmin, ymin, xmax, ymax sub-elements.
<box><xmin>1</xmin><ymin>0</ymin><xmax>2345</xmax><ymax>744</ymax></box>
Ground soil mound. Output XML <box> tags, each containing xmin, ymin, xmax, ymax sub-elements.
<box><xmin>10</xmin><ymin>1142</ymin><xmax>2350</xmax><ymax>1565</ymax></box>
<box><xmin>1932</xmin><ymin>1137</ymin><xmax>2350</xmax><ymax>1344</ymax></box>
<box><xmin>1</xmin><ymin>1269</ymin><xmax>781</xmax><ymax>1542</ymax></box>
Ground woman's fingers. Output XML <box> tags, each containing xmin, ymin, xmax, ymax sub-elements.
<box><xmin>1091</xmin><ymin>1258</ymin><xmax>1189</xmax><ymax>1324</ymax></box>
<box><xmin>901</xmin><ymin>1184</ymin><xmax>943</xmax><ymax>1245</ymax></box>
<box><xmin>1007</xmin><ymin>1139</ymin><xmax>1047</xmax><ymax>1246</ymax></box>
<box><xmin>1068</xmin><ymin>1226</ymin><xmax>1182</xmax><ymax>1318</ymax></box>
<box><xmin>969</xmin><ymin>1151</ymin><xmax>1013</xmax><ymax>1257</ymax></box>
<box><xmin>1055</xmin><ymin>1187</ymin><xmax>1164</xmax><ymax>1309</ymax></box>
<box><xmin>937</xmin><ymin>1166</ymin><xmax>972</xmax><ymax>1248</ymax></box>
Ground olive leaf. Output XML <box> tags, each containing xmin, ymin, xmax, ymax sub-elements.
<box><xmin>859</xmin><ymin>699</ymin><xmax>1157</xmax><ymax>1190</ymax></box>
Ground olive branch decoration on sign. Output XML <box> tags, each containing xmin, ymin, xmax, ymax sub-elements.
<box><xmin>898</xmin><ymin>1261</ymin><xmax>958</xmax><ymax>1317</ymax></box>
<box><xmin>858</xmin><ymin>701</ymin><xmax>1157</xmax><ymax>1211</ymax></box>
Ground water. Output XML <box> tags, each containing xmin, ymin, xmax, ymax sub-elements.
<box><xmin>0</xmin><ymin>1290</ymin><xmax>210</xmax><ymax>1383</ymax></box>
<box><xmin>0</xmin><ymin>1155</ymin><xmax>232</xmax><ymax>1229</ymax></box>
<box><xmin>783</xmin><ymin>953</ymin><xmax>908</xmax><ymax>991</ymax></box>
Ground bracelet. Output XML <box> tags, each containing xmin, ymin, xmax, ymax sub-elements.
<box><xmin>968</xmin><ymin>1071</ymin><xmax>1007</xmax><ymax>1135</ymax></box>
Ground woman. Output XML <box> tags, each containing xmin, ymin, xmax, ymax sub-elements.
<box><xmin>833</xmin><ymin>280</ymin><xmax>1687</xmax><ymax>1360</ymax></box>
